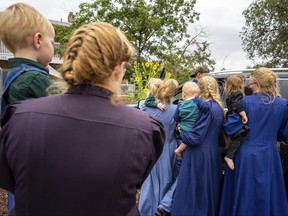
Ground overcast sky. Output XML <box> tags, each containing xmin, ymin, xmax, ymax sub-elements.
<box><xmin>1</xmin><ymin>0</ymin><xmax>254</xmax><ymax>71</ymax></box>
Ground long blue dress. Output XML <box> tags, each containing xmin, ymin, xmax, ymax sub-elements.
<box><xmin>139</xmin><ymin>104</ymin><xmax>179</xmax><ymax>215</ymax></box>
<box><xmin>219</xmin><ymin>94</ymin><xmax>288</xmax><ymax>216</ymax></box>
<box><xmin>171</xmin><ymin>99</ymin><xmax>224</xmax><ymax>216</ymax></box>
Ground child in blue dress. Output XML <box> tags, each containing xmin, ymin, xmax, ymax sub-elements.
<box><xmin>223</xmin><ymin>75</ymin><xmax>249</xmax><ymax>170</ymax></box>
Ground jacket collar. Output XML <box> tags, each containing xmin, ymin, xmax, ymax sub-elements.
<box><xmin>66</xmin><ymin>84</ymin><xmax>113</xmax><ymax>99</ymax></box>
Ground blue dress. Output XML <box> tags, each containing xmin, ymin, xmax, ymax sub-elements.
<box><xmin>171</xmin><ymin>99</ymin><xmax>224</xmax><ymax>216</ymax></box>
<box><xmin>219</xmin><ymin>94</ymin><xmax>288</xmax><ymax>216</ymax></box>
<box><xmin>139</xmin><ymin>104</ymin><xmax>179</xmax><ymax>215</ymax></box>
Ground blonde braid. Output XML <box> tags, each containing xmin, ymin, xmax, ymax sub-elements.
<box><xmin>60</xmin><ymin>30</ymin><xmax>86</xmax><ymax>85</ymax></box>
<box><xmin>199</xmin><ymin>76</ymin><xmax>224</xmax><ymax>115</ymax></box>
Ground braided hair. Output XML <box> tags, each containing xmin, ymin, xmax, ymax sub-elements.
<box><xmin>59</xmin><ymin>22</ymin><xmax>134</xmax><ymax>88</ymax></box>
<box><xmin>198</xmin><ymin>76</ymin><xmax>224</xmax><ymax>115</ymax></box>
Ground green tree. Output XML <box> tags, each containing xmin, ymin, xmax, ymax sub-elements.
<box><xmin>54</xmin><ymin>0</ymin><xmax>215</xmax><ymax>81</ymax></box>
<box><xmin>72</xmin><ymin>0</ymin><xmax>199</xmax><ymax>60</ymax></box>
<box><xmin>240</xmin><ymin>0</ymin><xmax>288</xmax><ymax>67</ymax></box>
<box><xmin>53</xmin><ymin>24</ymin><xmax>73</xmax><ymax>57</ymax></box>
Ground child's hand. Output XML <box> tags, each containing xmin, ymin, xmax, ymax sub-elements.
<box><xmin>157</xmin><ymin>103</ymin><xmax>166</xmax><ymax>111</ymax></box>
<box><xmin>224</xmin><ymin>156</ymin><xmax>235</xmax><ymax>170</ymax></box>
<box><xmin>242</xmin><ymin>116</ymin><xmax>248</xmax><ymax>124</ymax></box>
<box><xmin>239</xmin><ymin>111</ymin><xmax>248</xmax><ymax>124</ymax></box>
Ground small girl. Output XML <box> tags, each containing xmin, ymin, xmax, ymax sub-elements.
<box><xmin>223</xmin><ymin>75</ymin><xmax>250</xmax><ymax>170</ymax></box>
<box><xmin>144</xmin><ymin>78</ymin><xmax>166</xmax><ymax>111</ymax></box>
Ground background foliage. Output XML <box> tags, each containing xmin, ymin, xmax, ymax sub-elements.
<box><xmin>240</xmin><ymin>0</ymin><xmax>288</xmax><ymax>67</ymax></box>
<box><xmin>53</xmin><ymin>0</ymin><xmax>215</xmax><ymax>83</ymax></box>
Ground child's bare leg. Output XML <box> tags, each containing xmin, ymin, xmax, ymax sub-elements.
<box><xmin>224</xmin><ymin>156</ymin><xmax>235</xmax><ymax>170</ymax></box>
<box><xmin>175</xmin><ymin>143</ymin><xmax>186</xmax><ymax>157</ymax></box>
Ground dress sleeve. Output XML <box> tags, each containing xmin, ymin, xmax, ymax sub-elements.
<box><xmin>278</xmin><ymin>100</ymin><xmax>288</xmax><ymax>141</ymax></box>
<box><xmin>193</xmin><ymin>97</ymin><xmax>210</xmax><ymax>113</ymax></box>
<box><xmin>180</xmin><ymin>105</ymin><xmax>212</xmax><ymax>147</ymax></box>
<box><xmin>173</xmin><ymin>105</ymin><xmax>180</xmax><ymax>122</ymax></box>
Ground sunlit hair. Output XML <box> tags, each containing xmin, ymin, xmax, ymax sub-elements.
<box><xmin>250</xmin><ymin>67</ymin><xmax>280</xmax><ymax>97</ymax></box>
<box><xmin>182</xmin><ymin>81</ymin><xmax>199</xmax><ymax>97</ymax></box>
<box><xmin>0</xmin><ymin>3</ymin><xmax>52</xmax><ymax>53</ymax></box>
<box><xmin>156</xmin><ymin>79</ymin><xmax>179</xmax><ymax>104</ymax></box>
<box><xmin>59</xmin><ymin>22</ymin><xmax>134</xmax><ymax>101</ymax></box>
<box><xmin>198</xmin><ymin>76</ymin><xmax>224</xmax><ymax>113</ymax></box>
<box><xmin>147</xmin><ymin>78</ymin><xmax>162</xmax><ymax>95</ymax></box>
<box><xmin>224</xmin><ymin>75</ymin><xmax>244</xmax><ymax>95</ymax></box>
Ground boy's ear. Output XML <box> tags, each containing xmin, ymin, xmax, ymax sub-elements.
<box><xmin>32</xmin><ymin>32</ymin><xmax>42</xmax><ymax>49</ymax></box>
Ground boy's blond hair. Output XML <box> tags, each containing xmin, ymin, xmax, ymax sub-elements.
<box><xmin>0</xmin><ymin>3</ymin><xmax>52</xmax><ymax>53</ymax></box>
<box><xmin>182</xmin><ymin>82</ymin><xmax>200</xmax><ymax>97</ymax></box>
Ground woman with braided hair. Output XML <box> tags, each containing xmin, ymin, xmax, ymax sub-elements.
<box><xmin>171</xmin><ymin>76</ymin><xmax>224</xmax><ymax>216</ymax></box>
<box><xmin>219</xmin><ymin>67</ymin><xmax>288</xmax><ymax>216</ymax></box>
<box><xmin>0</xmin><ymin>22</ymin><xmax>165</xmax><ymax>215</ymax></box>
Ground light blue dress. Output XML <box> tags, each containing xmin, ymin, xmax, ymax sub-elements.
<box><xmin>139</xmin><ymin>104</ymin><xmax>179</xmax><ymax>215</ymax></box>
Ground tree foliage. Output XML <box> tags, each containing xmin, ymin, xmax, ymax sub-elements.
<box><xmin>240</xmin><ymin>0</ymin><xmax>288</xmax><ymax>67</ymax></box>
<box><xmin>54</xmin><ymin>0</ymin><xmax>215</xmax><ymax>82</ymax></box>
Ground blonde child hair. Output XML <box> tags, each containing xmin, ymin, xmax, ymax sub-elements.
<box><xmin>156</xmin><ymin>79</ymin><xmax>179</xmax><ymax>104</ymax></box>
<box><xmin>182</xmin><ymin>82</ymin><xmax>200</xmax><ymax>98</ymax></box>
<box><xmin>147</xmin><ymin>78</ymin><xmax>162</xmax><ymax>95</ymax></box>
<box><xmin>59</xmin><ymin>22</ymin><xmax>134</xmax><ymax>100</ymax></box>
<box><xmin>0</xmin><ymin>3</ymin><xmax>53</xmax><ymax>53</ymax></box>
<box><xmin>224</xmin><ymin>75</ymin><xmax>244</xmax><ymax>96</ymax></box>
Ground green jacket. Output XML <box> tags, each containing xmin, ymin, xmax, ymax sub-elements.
<box><xmin>6</xmin><ymin>58</ymin><xmax>54</xmax><ymax>105</ymax></box>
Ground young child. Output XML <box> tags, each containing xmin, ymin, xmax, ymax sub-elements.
<box><xmin>144</xmin><ymin>78</ymin><xmax>166</xmax><ymax>111</ymax></box>
<box><xmin>223</xmin><ymin>75</ymin><xmax>250</xmax><ymax>170</ymax></box>
<box><xmin>0</xmin><ymin>3</ymin><xmax>61</xmax><ymax>110</ymax></box>
<box><xmin>0</xmin><ymin>3</ymin><xmax>61</xmax><ymax>213</ymax></box>
<box><xmin>173</xmin><ymin>82</ymin><xmax>200</xmax><ymax>157</ymax></box>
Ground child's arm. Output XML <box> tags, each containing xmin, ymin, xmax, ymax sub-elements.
<box><xmin>231</xmin><ymin>92</ymin><xmax>248</xmax><ymax>124</ymax></box>
<box><xmin>144</xmin><ymin>94</ymin><xmax>166</xmax><ymax>111</ymax></box>
<box><xmin>144</xmin><ymin>94</ymin><xmax>158</xmax><ymax>108</ymax></box>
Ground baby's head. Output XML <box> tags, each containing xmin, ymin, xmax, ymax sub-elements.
<box><xmin>182</xmin><ymin>82</ymin><xmax>200</xmax><ymax>101</ymax></box>
<box><xmin>0</xmin><ymin>3</ymin><xmax>55</xmax><ymax>66</ymax></box>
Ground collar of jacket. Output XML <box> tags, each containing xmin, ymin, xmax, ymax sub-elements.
<box><xmin>67</xmin><ymin>84</ymin><xmax>113</xmax><ymax>99</ymax></box>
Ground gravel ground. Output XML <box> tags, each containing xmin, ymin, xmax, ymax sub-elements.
<box><xmin>0</xmin><ymin>189</ymin><xmax>8</xmax><ymax>216</ymax></box>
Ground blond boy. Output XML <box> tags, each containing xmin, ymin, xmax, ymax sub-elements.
<box><xmin>0</xmin><ymin>3</ymin><xmax>60</xmax><ymax>109</ymax></box>
<box><xmin>174</xmin><ymin>82</ymin><xmax>200</xmax><ymax>157</ymax></box>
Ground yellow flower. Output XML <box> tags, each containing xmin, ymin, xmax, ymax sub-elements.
<box><xmin>145</xmin><ymin>62</ymin><xmax>150</xmax><ymax>67</ymax></box>
<box><xmin>166</xmin><ymin>72</ymin><xmax>172</xmax><ymax>78</ymax></box>
<box><xmin>143</xmin><ymin>88</ymin><xmax>149</xmax><ymax>94</ymax></box>
<box><xmin>153</xmin><ymin>65</ymin><xmax>157</xmax><ymax>70</ymax></box>
<box><xmin>135</xmin><ymin>76</ymin><xmax>142</xmax><ymax>82</ymax></box>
